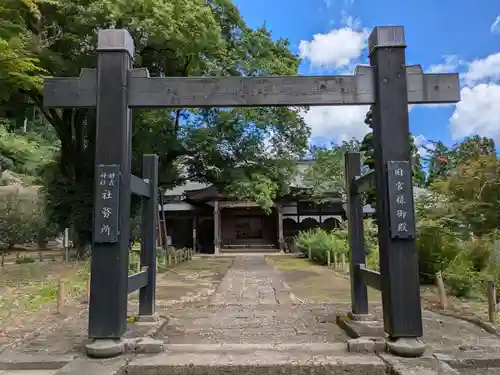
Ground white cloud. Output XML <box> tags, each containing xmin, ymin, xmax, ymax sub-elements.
<box><xmin>324</xmin><ymin>0</ymin><xmax>355</xmax><ymax>7</ymax></box>
<box><xmin>300</xmin><ymin>105</ymin><xmax>370</xmax><ymax>142</ymax></box>
<box><xmin>340</xmin><ymin>13</ymin><xmax>362</xmax><ymax>29</ymax></box>
<box><xmin>439</xmin><ymin>51</ymin><xmax>500</xmax><ymax>143</ymax></box>
<box><xmin>491</xmin><ymin>16</ymin><xmax>500</xmax><ymax>34</ymax></box>
<box><xmin>413</xmin><ymin>134</ymin><xmax>426</xmax><ymax>146</ymax></box>
<box><xmin>298</xmin><ymin>19</ymin><xmax>369</xmax><ymax>142</ymax></box>
<box><xmin>299</xmin><ymin>27</ymin><xmax>369</xmax><ymax>69</ymax></box>
<box><xmin>450</xmin><ymin>83</ymin><xmax>500</xmax><ymax>142</ymax></box>
<box><xmin>413</xmin><ymin>134</ymin><xmax>434</xmax><ymax>158</ymax></box>
<box><xmin>463</xmin><ymin>52</ymin><xmax>500</xmax><ymax>86</ymax></box>
<box><xmin>427</xmin><ymin>55</ymin><xmax>461</xmax><ymax>74</ymax></box>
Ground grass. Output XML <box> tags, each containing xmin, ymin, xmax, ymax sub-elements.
<box><xmin>267</xmin><ymin>255</ymin><xmax>365</xmax><ymax>304</ymax></box>
<box><xmin>169</xmin><ymin>257</ymin><xmax>233</xmax><ymax>278</ymax></box>
<box><xmin>0</xmin><ymin>260</ymin><xmax>89</xmax><ymax>323</ymax></box>
<box><xmin>266</xmin><ymin>255</ymin><xmax>314</xmax><ymax>270</ymax></box>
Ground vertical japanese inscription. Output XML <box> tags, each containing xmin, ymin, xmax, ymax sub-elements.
<box><xmin>387</xmin><ymin>161</ymin><xmax>415</xmax><ymax>239</ymax></box>
<box><xmin>94</xmin><ymin>164</ymin><xmax>120</xmax><ymax>243</ymax></box>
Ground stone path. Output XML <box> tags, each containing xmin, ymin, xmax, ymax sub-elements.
<box><xmin>6</xmin><ymin>255</ymin><xmax>500</xmax><ymax>374</ymax></box>
<box><xmin>156</xmin><ymin>256</ymin><xmax>347</xmax><ymax>344</ymax></box>
<box><xmin>209</xmin><ymin>257</ymin><xmax>293</xmax><ymax>305</ymax></box>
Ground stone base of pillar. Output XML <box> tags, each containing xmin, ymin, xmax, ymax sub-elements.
<box><xmin>85</xmin><ymin>339</ymin><xmax>124</xmax><ymax>358</ymax></box>
<box><xmin>348</xmin><ymin>312</ymin><xmax>376</xmax><ymax>322</ymax></box>
<box><xmin>386</xmin><ymin>338</ymin><xmax>426</xmax><ymax>358</ymax></box>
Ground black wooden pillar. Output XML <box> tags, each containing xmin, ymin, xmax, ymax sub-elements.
<box><xmin>344</xmin><ymin>152</ymin><xmax>369</xmax><ymax>316</ymax></box>
<box><xmin>88</xmin><ymin>30</ymin><xmax>134</xmax><ymax>339</ymax></box>
<box><xmin>139</xmin><ymin>154</ymin><xmax>158</xmax><ymax>316</ymax></box>
<box><xmin>369</xmin><ymin>26</ymin><xmax>423</xmax><ymax>338</ymax></box>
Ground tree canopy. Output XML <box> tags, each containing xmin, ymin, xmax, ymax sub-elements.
<box><xmin>0</xmin><ymin>0</ymin><xmax>310</xmax><ymax>249</ymax></box>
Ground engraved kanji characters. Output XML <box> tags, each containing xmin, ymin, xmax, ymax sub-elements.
<box><xmin>390</xmin><ymin>162</ymin><xmax>414</xmax><ymax>237</ymax></box>
<box><xmin>99</xmin><ymin>170</ymin><xmax>117</xmax><ymax>187</ymax></box>
<box><xmin>101</xmin><ymin>207</ymin><xmax>112</xmax><ymax>219</ymax></box>
<box><xmin>100</xmin><ymin>224</ymin><xmax>111</xmax><ymax>235</ymax></box>
<box><xmin>96</xmin><ymin>166</ymin><xmax>119</xmax><ymax>239</ymax></box>
<box><xmin>101</xmin><ymin>190</ymin><xmax>112</xmax><ymax>200</ymax></box>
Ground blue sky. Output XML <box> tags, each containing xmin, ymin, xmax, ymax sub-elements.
<box><xmin>233</xmin><ymin>0</ymin><xmax>500</xmax><ymax>155</ymax></box>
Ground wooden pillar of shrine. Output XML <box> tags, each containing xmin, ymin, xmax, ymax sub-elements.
<box><xmin>213</xmin><ymin>200</ymin><xmax>220</xmax><ymax>254</ymax></box>
<box><xmin>277</xmin><ymin>204</ymin><xmax>284</xmax><ymax>252</ymax></box>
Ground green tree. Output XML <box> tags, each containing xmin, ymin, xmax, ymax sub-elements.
<box><xmin>4</xmin><ymin>0</ymin><xmax>309</xmax><ymax>252</ymax></box>
<box><xmin>301</xmin><ymin>139</ymin><xmax>362</xmax><ymax>202</ymax></box>
<box><xmin>452</xmin><ymin>135</ymin><xmax>496</xmax><ymax>165</ymax></box>
<box><xmin>424</xmin><ymin>136</ymin><xmax>496</xmax><ymax>186</ymax></box>
<box><xmin>424</xmin><ymin>141</ymin><xmax>452</xmax><ymax>185</ymax></box>
<box><xmin>0</xmin><ymin>185</ymin><xmax>40</xmax><ymax>249</ymax></box>
<box><xmin>360</xmin><ymin>131</ymin><xmax>425</xmax><ymax>206</ymax></box>
<box><xmin>433</xmin><ymin>155</ymin><xmax>500</xmax><ymax>236</ymax></box>
<box><xmin>410</xmin><ymin>135</ymin><xmax>426</xmax><ymax>187</ymax></box>
<box><xmin>0</xmin><ymin>0</ymin><xmax>44</xmax><ymax>112</ymax></box>
<box><xmin>0</xmin><ymin>122</ymin><xmax>57</xmax><ymax>179</ymax></box>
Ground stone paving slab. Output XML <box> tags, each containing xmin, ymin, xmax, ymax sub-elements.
<box><xmin>209</xmin><ymin>257</ymin><xmax>292</xmax><ymax>305</ymax></box>
<box><xmin>459</xmin><ymin>369</ymin><xmax>500</xmax><ymax>375</ymax></box>
<box><xmin>380</xmin><ymin>354</ymin><xmax>460</xmax><ymax>375</ymax></box>
<box><xmin>159</xmin><ymin>304</ymin><xmax>348</xmax><ymax>344</ymax></box>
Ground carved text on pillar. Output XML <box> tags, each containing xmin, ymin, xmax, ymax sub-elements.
<box><xmin>94</xmin><ymin>164</ymin><xmax>120</xmax><ymax>243</ymax></box>
<box><xmin>387</xmin><ymin>161</ymin><xmax>415</xmax><ymax>239</ymax></box>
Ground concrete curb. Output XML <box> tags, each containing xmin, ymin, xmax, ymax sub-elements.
<box><xmin>126</xmin><ymin>345</ymin><xmax>387</xmax><ymax>375</ymax></box>
<box><xmin>0</xmin><ymin>354</ymin><xmax>77</xmax><ymax>370</ymax></box>
<box><xmin>54</xmin><ymin>357</ymin><xmax>128</xmax><ymax>375</ymax></box>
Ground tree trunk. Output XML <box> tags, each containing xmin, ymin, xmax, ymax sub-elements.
<box><xmin>74</xmin><ymin>231</ymin><xmax>85</xmax><ymax>259</ymax></box>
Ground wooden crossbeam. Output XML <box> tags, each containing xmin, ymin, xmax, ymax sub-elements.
<box><xmin>352</xmin><ymin>171</ymin><xmax>376</xmax><ymax>195</ymax></box>
<box><xmin>128</xmin><ymin>73</ymin><xmax>374</xmax><ymax>107</ymax></box>
<box><xmin>358</xmin><ymin>264</ymin><xmax>382</xmax><ymax>291</ymax></box>
<box><xmin>44</xmin><ymin>69</ymin><xmax>97</xmax><ymax>108</ymax></box>
<box><xmin>127</xmin><ymin>267</ymin><xmax>149</xmax><ymax>294</ymax></box>
<box><xmin>43</xmin><ymin>66</ymin><xmax>460</xmax><ymax>108</ymax></box>
<box><xmin>131</xmin><ymin>174</ymin><xmax>150</xmax><ymax>198</ymax></box>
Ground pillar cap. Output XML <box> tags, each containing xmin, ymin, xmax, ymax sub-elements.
<box><xmin>368</xmin><ymin>26</ymin><xmax>406</xmax><ymax>55</ymax></box>
<box><xmin>97</xmin><ymin>29</ymin><xmax>135</xmax><ymax>57</ymax></box>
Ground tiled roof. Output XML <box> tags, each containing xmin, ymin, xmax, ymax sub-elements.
<box><xmin>164</xmin><ymin>181</ymin><xmax>210</xmax><ymax>196</ymax></box>
<box><xmin>163</xmin><ymin>160</ymin><xmax>429</xmax><ymax>204</ymax></box>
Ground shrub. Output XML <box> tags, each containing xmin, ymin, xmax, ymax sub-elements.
<box><xmin>463</xmin><ymin>236</ymin><xmax>494</xmax><ymax>272</ymax></box>
<box><xmin>128</xmin><ymin>246</ymin><xmax>168</xmax><ymax>273</ymax></box>
<box><xmin>416</xmin><ymin>218</ymin><xmax>461</xmax><ymax>283</ymax></box>
<box><xmin>15</xmin><ymin>255</ymin><xmax>35</xmax><ymax>264</ymax></box>
<box><xmin>0</xmin><ymin>185</ymin><xmax>41</xmax><ymax>248</ymax></box>
<box><xmin>366</xmin><ymin>247</ymin><xmax>379</xmax><ymax>271</ymax></box>
<box><xmin>363</xmin><ymin>218</ymin><xmax>378</xmax><ymax>254</ymax></box>
<box><xmin>295</xmin><ymin>228</ymin><xmax>347</xmax><ymax>264</ymax></box>
<box><xmin>444</xmin><ymin>250</ymin><xmax>484</xmax><ymax>298</ymax></box>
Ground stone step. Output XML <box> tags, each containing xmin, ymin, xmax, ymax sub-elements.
<box><xmin>0</xmin><ymin>354</ymin><xmax>76</xmax><ymax>372</ymax></box>
<box><xmin>126</xmin><ymin>343</ymin><xmax>386</xmax><ymax>375</ymax></box>
<box><xmin>220</xmin><ymin>247</ymin><xmax>281</xmax><ymax>254</ymax></box>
